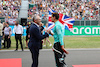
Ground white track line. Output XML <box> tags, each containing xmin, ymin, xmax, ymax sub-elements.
<box><xmin>0</xmin><ymin>48</ymin><xmax>100</xmax><ymax>52</ymax></box>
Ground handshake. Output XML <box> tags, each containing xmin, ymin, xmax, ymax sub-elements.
<box><xmin>46</xmin><ymin>29</ymin><xmax>54</xmax><ymax>36</ymax></box>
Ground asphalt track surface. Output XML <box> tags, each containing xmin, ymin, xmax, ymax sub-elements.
<box><xmin>0</xmin><ymin>49</ymin><xmax>100</xmax><ymax>67</ymax></box>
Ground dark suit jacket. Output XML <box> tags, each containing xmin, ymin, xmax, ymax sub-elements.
<box><xmin>28</xmin><ymin>23</ymin><xmax>49</xmax><ymax>48</ymax></box>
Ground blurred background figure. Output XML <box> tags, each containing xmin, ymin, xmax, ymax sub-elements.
<box><xmin>2</xmin><ymin>22</ymin><xmax>6</xmax><ymax>48</ymax></box>
<box><xmin>39</xmin><ymin>22</ymin><xmax>44</xmax><ymax>35</ymax></box>
<box><xmin>3</xmin><ymin>22</ymin><xmax>12</xmax><ymax>49</ymax></box>
<box><xmin>0</xmin><ymin>20</ymin><xmax>3</xmax><ymax>50</ymax></box>
<box><xmin>39</xmin><ymin>22</ymin><xmax>44</xmax><ymax>49</ymax></box>
<box><xmin>25</xmin><ymin>21</ymin><xmax>31</xmax><ymax>48</ymax></box>
<box><xmin>44</xmin><ymin>23</ymin><xmax>52</xmax><ymax>47</ymax></box>
<box><xmin>14</xmin><ymin>20</ymin><xmax>24</xmax><ymax>51</ymax></box>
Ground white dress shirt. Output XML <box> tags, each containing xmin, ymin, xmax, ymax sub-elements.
<box><xmin>14</xmin><ymin>24</ymin><xmax>23</xmax><ymax>34</ymax></box>
<box><xmin>0</xmin><ymin>23</ymin><xmax>3</xmax><ymax>36</ymax></box>
<box><xmin>33</xmin><ymin>22</ymin><xmax>39</xmax><ymax>27</ymax></box>
<box><xmin>4</xmin><ymin>27</ymin><xmax>12</xmax><ymax>35</ymax></box>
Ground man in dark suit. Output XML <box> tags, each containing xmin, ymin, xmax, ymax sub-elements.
<box><xmin>28</xmin><ymin>15</ymin><xmax>49</xmax><ymax>67</ymax></box>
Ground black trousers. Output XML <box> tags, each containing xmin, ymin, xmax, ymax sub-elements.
<box><xmin>53</xmin><ymin>42</ymin><xmax>64</xmax><ymax>67</ymax></box>
<box><xmin>29</xmin><ymin>46</ymin><xmax>39</xmax><ymax>67</ymax></box>
<box><xmin>15</xmin><ymin>34</ymin><xmax>23</xmax><ymax>50</ymax></box>
<box><xmin>4</xmin><ymin>35</ymin><xmax>11</xmax><ymax>48</ymax></box>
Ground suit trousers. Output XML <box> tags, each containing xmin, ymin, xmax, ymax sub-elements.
<box><xmin>29</xmin><ymin>46</ymin><xmax>39</xmax><ymax>67</ymax></box>
<box><xmin>15</xmin><ymin>34</ymin><xmax>23</xmax><ymax>50</ymax></box>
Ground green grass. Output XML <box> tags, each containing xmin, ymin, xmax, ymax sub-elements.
<box><xmin>2</xmin><ymin>36</ymin><xmax>100</xmax><ymax>50</ymax></box>
<box><xmin>64</xmin><ymin>36</ymin><xmax>100</xmax><ymax>48</ymax></box>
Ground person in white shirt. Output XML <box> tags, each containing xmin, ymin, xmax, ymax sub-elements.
<box><xmin>14</xmin><ymin>20</ymin><xmax>24</xmax><ymax>51</ymax></box>
<box><xmin>0</xmin><ymin>20</ymin><xmax>3</xmax><ymax>50</ymax></box>
<box><xmin>3</xmin><ymin>22</ymin><xmax>12</xmax><ymax>49</ymax></box>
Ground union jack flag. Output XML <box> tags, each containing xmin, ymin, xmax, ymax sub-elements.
<box><xmin>48</xmin><ymin>8</ymin><xmax>55</xmax><ymax>30</ymax></box>
<box><xmin>48</xmin><ymin>8</ymin><xmax>75</xmax><ymax>31</ymax></box>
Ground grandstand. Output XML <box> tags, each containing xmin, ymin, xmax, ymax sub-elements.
<box><xmin>0</xmin><ymin>0</ymin><xmax>100</xmax><ymax>25</ymax></box>
<box><xmin>28</xmin><ymin>0</ymin><xmax>100</xmax><ymax>20</ymax></box>
<box><xmin>28</xmin><ymin>0</ymin><xmax>100</xmax><ymax>25</ymax></box>
<box><xmin>0</xmin><ymin>0</ymin><xmax>21</xmax><ymax>24</ymax></box>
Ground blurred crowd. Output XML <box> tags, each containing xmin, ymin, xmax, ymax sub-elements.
<box><xmin>28</xmin><ymin>0</ymin><xmax>49</xmax><ymax>20</ymax></box>
<box><xmin>28</xmin><ymin>0</ymin><xmax>100</xmax><ymax>20</ymax></box>
<box><xmin>0</xmin><ymin>0</ymin><xmax>99</xmax><ymax>22</ymax></box>
<box><xmin>0</xmin><ymin>0</ymin><xmax>21</xmax><ymax>19</ymax></box>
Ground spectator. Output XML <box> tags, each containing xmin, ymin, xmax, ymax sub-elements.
<box><xmin>44</xmin><ymin>23</ymin><xmax>52</xmax><ymax>47</ymax></box>
<box><xmin>25</xmin><ymin>21</ymin><xmax>31</xmax><ymax>48</ymax></box>
<box><xmin>2</xmin><ymin>22</ymin><xmax>6</xmax><ymax>48</ymax></box>
<box><xmin>39</xmin><ymin>22</ymin><xmax>44</xmax><ymax>49</ymax></box>
<box><xmin>3</xmin><ymin>22</ymin><xmax>12</xmax><ymax>49</ymax></box>
<box><xmin>0</xmin><ymin>20</ymin><xmax>3</xmax><ymax>50</ymax></box>
<box><xmin>14</xmin><ymin>20</ymin><xmax>24</xmax><ymax>51</ymax></box>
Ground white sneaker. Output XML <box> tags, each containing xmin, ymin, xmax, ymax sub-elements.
<box><xmin>50</xmin><ymin>44</ymin><xmax>52</xmax><ymax>46</ymax></box>
<box><xmin>43</xmin><ymin>45</ymin><xmax>46</xmax><ymax>47</ymax></box>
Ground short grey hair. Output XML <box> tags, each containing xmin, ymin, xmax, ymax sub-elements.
<box><xmin>15</xmin><ymin>20</ymin><xmax>19</xmax><ymax>24</ymax></box>
<box><xmin>33</xmin><ymin>15</ymin><xmax>40</xmax><ymax>22</ymax></box>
